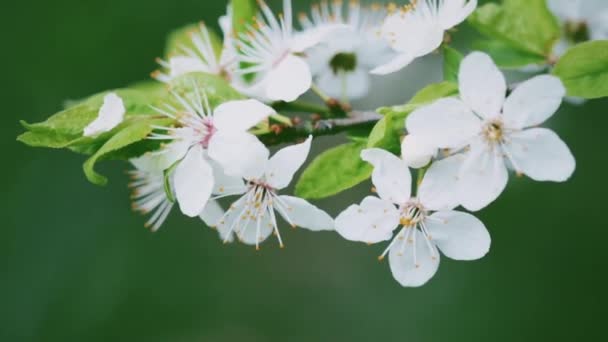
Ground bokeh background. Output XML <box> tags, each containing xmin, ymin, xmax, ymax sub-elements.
<box><xmin>1</xmin><ymin>0</ymin><xmax>606</xmax><ymax>341</ymax></box>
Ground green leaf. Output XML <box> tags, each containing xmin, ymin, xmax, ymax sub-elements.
<box><xmin>378</xmin><ymin>81</ymin><xmax>459</xmax><ymax>118</ymax></box>
<box><xmin>468</xmin><ymin>0</ymin><xmax>560</xmax><ymax>57</ymax></box>
<box><xmin>472</xmin><ymin>39</ymin><xmax>547</xmax><ymax>69</ymax></box>
<box><xmin>83</xmin><ymin>117</ymin><xmax>173</xmax><ymax>186</ymax></box>
<box><xmin>553</xmin><ymin>40</ymin><xmax>608</xmax><ymax>99</ymax></box>
<box><xmin>232</xmin><ymin>0</ymin><xmax>256</xmax><ymax>35</ymax></box>
<box><xmin>17</xmin><ymin>88</ymin><xmax>170</xmax><ymax>152</ymax></box>
<box><xmin>367</xmin><ymin>113</ymin><xmax>400</xmax><ymax>154</ymax></box>
<box><xmin>443</xmin><ymin>46</ymin><xmax>464</xmax><ymax>82</ymax></box>
<box><xmin>163</xmin><ymin>23</ymin><xmax>223</xmax><ymax>59</ymax></box>
<box><xmin>169</xmin><ymin>72</ymin><xmax>244</xmax><ymax>108</ymax></box>
<box><xmin>295</xmin><ymin>142</ymin><xmax>372</xmax><ymax>200</ymax></box>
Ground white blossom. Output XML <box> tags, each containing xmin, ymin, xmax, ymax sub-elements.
<box><xmin>153</xmin><ymin>16</ymin><xmax>237</xmax><ymax>83</ymax></box>
<box><xmin>150</xmin><ymin>89</ymin><xmax>274</xmax><ymax>217</ymax></box>
<box><xmin>299</xmin><ymin>1</ymin><xmax>395</xmax><ymax>100</ymax></box>
<box><xmin>371</xmin><ymin>0</ymin><xmax>477</xmax><ymax>75</ymax></box>
<box><xmin>83</xmin><ymin>92</ymin><xmax>125</xmax><ymax>137</ymax></box>
<box><xmin>406</xmin><ymin>52</ymin><xmax>576</xmax><ymax>211</ymax></box>
<box><xmin>128</xmin><ymin>152</ymin><xmax>178</xmax><ymax>232</ymax></box>
<box><xmin>202</xmin><ymin>136</ymin><xmax>334</xmax><ymax>249</ymax></box>
<box><xmin>235</xmin><ymin>0</ymin><xmax>341</xmax><ymax>102</ymax></box>
<box><xmin>335</xmin><ymin>148</ymin><xmax>490</xmax><ymax>287</ymax></box>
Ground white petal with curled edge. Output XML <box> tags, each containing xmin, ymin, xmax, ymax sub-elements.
<box><xmin>401</xmin><ymin>135</ymin><xmax>437</xmax><ymax>169</ymax></box>
<box><xmin>199</xmin><ymin>200</ymin><xmax>224</xmax><ymax>227</ymax></box>
<box><xmin>235</xmin><ymin>211</ymin><xmax>274</xmax><ymax>245</ymax></box>
<box><xmin>168</xmin><ymin>56</ymin><xmax>209</xmax><ymax>77</ymax></box>
<box><xmin>335</xmin><ymin>196</ymin><xmax>400</xmax><ymax>244</ymax></box>
<box><xmin>438</xmin><ymin>0</ymin><xmax>477</xmax><ymax>30</ymax></box>
<box><xmin>361</xmin><ymin>148</ymin><xmax>412</xmax><ymax>204</ymax></box>
<box><xmin>458</xmin><ymin>140</ymin><xmax>508</xmax><ymax>211</ymax></box>
<box><xmin>174</xmin><ymin>146</ymin><xmax>214</xmax><ymax>217</ymax></box>
<box><xmin>502</xmin><ymin>75</ymin><xmax>565</xmax><ymax>129</ymax></box>
<box><xmin>506</xmin><ymin>128</ymin><xmax>575</xmax><ymax>182</ymax></box>
<box><xmin>277</xmin><ymin>195</ymin><xmax>334</xmax><ymax>231</ymax></box>
<box><xmin>370</xmin><ymin>53</ymin><xmax>416</xmax><ymax>75</ymax></box>
<box><xmin>425</xmin><ymin>211</ymin><xmax>491</xmax><ymax>261</ymax></box>
<box><xmin>207</xmin><ymin>131</ymin><xmax>269</xmax><ymax>180</ymax></box>
<box><xmin>213</xmin><ymin>99</ymin><xmax>275</xmax><ymax>133</ymax></box>
<box><xmin>459</xmin><ymin>52</ymin><xmax>507</xmax><ymax>119</ymax></box>
<box><xmin>265</xmin><ymin>55</ymin><xmax>312</xmax><ymax>102</ymax></box>
<box><xmin>265</xmin><ymin>136</ymin><xmax>312</xmax><ymax>190</ymax></box>
<box><xmin>389</xmin><ymin>229</ymin><xmax>440</xmax><ymax>287</ymax></box>
<box><xmin>406</xmin><ymin>97</ymin><xmax>480</xmax><ymax>149</ymax></box>
<box><xmin>83</xmin><ymin>93</ymin><xmax>126</xmax><ymax>137</ymax></box>
<box><xmin>418</xmin><ymin>153</ymin><xmax>466</xmax><ymax>211</ymax></box>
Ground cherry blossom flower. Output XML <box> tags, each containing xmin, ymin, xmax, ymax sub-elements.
<box><xmin>128</xmin><ymin>151</ymin><xmax>178</xmax><ymax>232</ymax></box>
<box><xmin>153</xmin><ymin>8</ymin><xmax>237</xmax><ymax>83</ymax></box>
<box><xmin>150</xmin><ymin>89</ymin><xmax>274</xmax><ymax>217</ymax></box>
<box><xmin>235</xmin><ymin>0</ymin><xmax>341</xmax><ymax>102</ymax></box>
<box><xmin>406</xmin><ymin>52</ymin><xmax>576</xmax><ymax>211</ymax></box>
<box><xmin>335</xmin><ymin>148</ymin><xmax>490</xmax><ymax>287</ymax></box>
<box><xmin>203</xmin><ymin>136</ymin><xmax>334</xmax><ymax>249</ymax></box>
<box><xmin>298</xmin><ymin>1</ymin><xmax>395</xmax><ymax>100</ymax></box>
<box><xmin>371</xmin><ymin>0</ymin><xmax>477</xmax><ymax>75</ymax></box>
<box><xmin>83</xmin><ymin>93</ymin><xmax>125</xmax><ymax>137</ymax></box>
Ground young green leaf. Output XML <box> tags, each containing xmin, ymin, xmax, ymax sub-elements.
<box><xmin>468</xmin><ymin>0</ymin><xmax>560</xmax><ymax>59</ymax></box>
<box><xmin>443</xmin><ymin>46</ymin><xmax>464</xmax><ymax>82</ymax></box>
<box><xmin>378</xmin><ymin>81</ymin><xmax>459</xmax><ymax>119</ymax></box>
<box><xmin>367</xmin><ymin>113</ymin><xmax>401</xmax><ymax>154</ymax></box>
<box><xmin>472</xmin><ymin>39</ymin><xmax>548</xmax><ymax>69</ymax></box>
<box><xmin>295</xmin><ymin>142</ymin><xmax>372</xmax><ymax>200</ymax></box>
<box><xmin>83</xmin><ymin>117</ymin><xmax>173</xmax><ymax>186</ymax></box>
<box><xmin>553</xmin><ymin>40</ymin><xmax>608</xmax><ymax>99</ymax></box>
<box><xmin>232</xmin><ymin>0</ymin><xmax>256</xmax><ymax>35</ymax></box>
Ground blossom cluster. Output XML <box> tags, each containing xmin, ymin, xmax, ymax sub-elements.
<box><xmin>30</xmin><ymin>0</ymin><xmax>604</xmax><ymax>288</ymax></box>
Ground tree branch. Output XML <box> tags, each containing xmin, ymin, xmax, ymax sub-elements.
<box><xmin>258</xmin><ymin>111</ymin><xmax>382</xmax><ymax>146</ymax></box>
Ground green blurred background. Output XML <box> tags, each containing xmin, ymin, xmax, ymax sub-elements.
<box><xmin>1</xmin><ymin>0</ymin><xmax>606</xmax><ymax>341</ymax></box>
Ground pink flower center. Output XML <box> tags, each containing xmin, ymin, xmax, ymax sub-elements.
<box><xmin>200</xmin><ymin>118</ymin><xmax>217</xmax><ymax>148</ymax></box>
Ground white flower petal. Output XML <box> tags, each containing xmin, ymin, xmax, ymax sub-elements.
<box><xmin>418</xmin><ymin>153</ymin><xmax>466</xmax><ymax>211</ymax></box>
<box><xmin>502</xmin><ymin>75</ymin><xmax>565</xmax><ymax>129</ymax></box>
<box><xmin>547</xmin><ymin>0</ymin><xmax>583</xmax><ymax>22</ymax></box>
<box><xmin>316</xmin><ymin>68</ymin><xmax>371</xmax><ymax>100</ymax></box>
<box><xmin>265</xmin><ymin>55</ymin><xmax>312</xmax><ymax>102</ymax></box>
<box><xmin>174</xmin><ymin>146</ymin><xmax>214</xmax><ymax>217</ymax></box>
<box><xmin>83</xmin><ymin>93</ymin><xmax>126</xmax><ymax>137</ymax></box>
<box><xmin>382</xmin><ymin>11</ymin><xmax>444</xmax><ymax>56</ymax></box>
<box><xmin>458</xmin><ymin>140</ymin><xmax>508</xmax><ymax>211</ymax></box>
<box><xmin>438</xmin><ymin>0</ymin><xmax>478</xmax><ymax>30</ymax></box>
<box><xmin>199</xmin><ymin>200</ymin><xmax>225</xmax><ymax>227</ymax></box>
<box><xmin>370</xmin><ymin>53</ymin><xmax>416</xmax><ymax>75</ymax></box>
<box><xmin>291</xmin><ymin>24</ymin><xmax>348</xmax><ymax>52</ymax></box>
<box><xmin>459</xmin><ymin>52</ymin><xmax>507</xmax><ymax>118</ymax></box>
<box><xmin>361</xmin><ymin>148</ymin><xmax>412</xmax><ymax>204</ymax></box>
<box><xmin>506</xmin><ymin>128</ymin><xmax>575</xmax><ymax>182</ymax></box>
<box><xmin>277</xmin><ymin>195</ymin><xmax>334</xmax><ymax>231</ymax></box>
<box><xmin>265</xmin><ymin>136</ymin><xmax>312</xmax><ymax>190</ymax></box>
<box><xmin>207</xmin><ymin>131</ymin><xmax>269</xmax><ymax>179</ymax></box>
<box><xmin>209</xmin><ymin>159</ymin><xmax>247</xmax><ymax>195</ymax></box>
<box><xmin>425</xmin><ymin>211</ymin><xmax>491</xmax><ymax>261</ymax></box>
<box><xmin>131</xmin><ymin>140</ymin><xmax>190</xmax><ymax>173</ymax></box>
<box><xmin>213</xmin><ymin>99</ymin><xmax>275</xmax><ymax>132</ymax></box>
<box><xmin>389</xmin><ymin>229</ymin><xmax>440</xmax><ymax>287</ymax></box>
<box><xmin>401</xmin><ymin>135</ymin><xmax>437</xmax><ymax>169</ymax></box>
<box><xmin>335</xmin><ymin>196</ymin><xmax>400</xmax><ymax>244</ymax></box>
<box><xmin>406</xmin><ymin>97</ymin><xmax>480</xmax><ymax>149</ymax></box>
<box><xmin>235</xmin><ymin>211</ymin><xmax>274</xmax><ymax>246</ymax></box>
